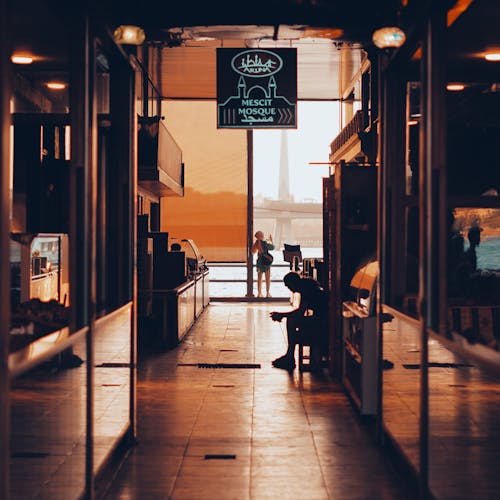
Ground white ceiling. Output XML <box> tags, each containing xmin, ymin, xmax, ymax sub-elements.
<box><xmin>145</xmin><ymin>25</ymin><xmax>365</xmax><ymax>100</ymax></box>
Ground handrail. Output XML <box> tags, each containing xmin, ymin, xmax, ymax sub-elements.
<box><xmin>9</xmin><ymin>326</ymin><xmax>88</xmax><ymax>379</ymax></box>
<box><xmin>138</xmin><ymin>116</ymin><xmax>183</xmax><ymax>191</ymax></box>
<box><xmin>330</xmin><ymin>110</ymin><xmax>364</xmax><ymax>155</ymax></box>
<box><xmin>157</xmin><ymin>119</ymin><xmax>183</xmax><ymax>184</ymax></box>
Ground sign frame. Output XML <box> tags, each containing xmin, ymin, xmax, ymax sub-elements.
<box><xmin>217</xmin><ymin>48</ymin><xmax>297</xmax><ymax>129</ymax></box>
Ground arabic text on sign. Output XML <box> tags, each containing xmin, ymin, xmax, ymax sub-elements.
<box><xmin>237</xmin><ymin>55</ymin><xmax>277</xmax><ymax>74</ymax></box>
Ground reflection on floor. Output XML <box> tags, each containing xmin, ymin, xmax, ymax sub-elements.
<box><xmin>105</xmin><ymin>303</ymin><xmax>414</xmax><ymax>500</ymax></box>
<box><xmin>9</xmin><ymin>306</ymin><xmax>132</xmax><ymax>500</ymax></box>
<box><xmin>383</xmin><ymin>312</ymin><xmax>500</xmax><ymax>500</ymax></box>
<box><xmin>10</xmin><ymin>350</ymin><xmax>87</xmax><ymax>500</ymax></box>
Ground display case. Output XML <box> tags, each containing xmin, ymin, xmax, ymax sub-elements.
<box><xmin>342</xmin><ymin>260</ymin><xmax>379</xmax><ymax>415</ymax></box>
<box><xmin>137</xmin><ymin>221</ymin><xmax>210</xmax><ymax>349</ymax></box>
<box><xmin>9</xmin><ymin>233</ymin><xmax>70</xmax><ymax>357</ymax></box>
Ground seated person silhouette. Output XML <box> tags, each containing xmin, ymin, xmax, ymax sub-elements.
<box><xmin>270</xmin><ymin>272</ymin><xmax>328</xmax><ymax>371</ymax></box>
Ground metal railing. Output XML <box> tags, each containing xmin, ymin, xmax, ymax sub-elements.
<box><xmin>329</xmin><ymin>110</ymin><xmax>364</xmax><ymax>155</ymax></box>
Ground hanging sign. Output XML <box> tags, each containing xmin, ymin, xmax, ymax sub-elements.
<box><xmin>217</xmin><ymin>48</ymin><xmax>297</xmax><ymax>129</ymax></box>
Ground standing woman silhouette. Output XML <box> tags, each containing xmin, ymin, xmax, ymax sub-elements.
<box><xmin>252</xmin><ymin>231</ymin><xmax>274</xmax><ymax>297</ymax></box>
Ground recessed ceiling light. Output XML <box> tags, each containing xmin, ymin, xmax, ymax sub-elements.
<box><xmin>46</xmin><ymin>82</ymin><xmax>67</xmax><ymax>90</ymax></box>
<box><xmin>11</xmin><ymin>55</ymin><xmax>33</xmax><ymax>64</ymax></box>
<box><xmin>193</xmin><ymin>36</ymin><xmax>216</xmax><ymax>42</ymax></box>
<box><xmin>485</xmin><ymin>52</ymin><xmax>500</xmax><ymax>61</ymax></box>
<box><xmin>447</xmin><ymin>83</ymin><xmax>465</xmax><ymax>91</ymax></box>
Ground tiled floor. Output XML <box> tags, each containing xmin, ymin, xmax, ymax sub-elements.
<box><xmin>104</xmin><ymin>302</ymin><xmax>415</xmax><ymax>500</ymax></box>
<box><xmin>382</xmin><ymin>309</ymin><xmax>500</xmax><ymax>500</ymax></box>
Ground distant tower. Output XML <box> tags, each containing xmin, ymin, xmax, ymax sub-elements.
<box><xmin>278</xmin><ymin>130</ymin><xmax>291</xmax><ymax>202</ymax></box>
<box><xmin>276</xmin><ymin>130</ymin><xmax>293</xmax><ymax>246</ymax></box>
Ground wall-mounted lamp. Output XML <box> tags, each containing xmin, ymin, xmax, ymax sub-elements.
<box><xmin>113</xmin><ymin>25</ymin><xmax>146</xmax><ymax>45</ymax></box>
<box><xmin>372</xmin><ymin>27</ymin><xmax>406</xmax><ymax>49</ymax></box>
<box><xmin>46</xmin><ymin>82</ymin><xmax>67</xmax><ymax>90</ymax></box>
<box><xmin>11</xmin><ymin>55</ymin><xmax>33</xmax><ymax>64</ymax></box>
<box><xmin>484</xmin><ymin>52</ymin><xmax>500</xmax><ymax>61</ymax></box>
<box><xmin>446</xmin><ymin>83</ymin><xmax>465</xmax><ymax>91</ymax></box>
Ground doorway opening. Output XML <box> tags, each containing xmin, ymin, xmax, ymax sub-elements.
<box><xmin>210</xmin><ymin>101</ymin><xmax>339</xmax><ymax>299</ymax></box>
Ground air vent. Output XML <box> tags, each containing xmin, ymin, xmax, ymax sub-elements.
<box><xmin>403</xmin><ymin>362</ymin><xmax>473</xmax><ymax>369</ymax></box>
<box><xmin>11</xmin><ymin>452</ymin><xmax>50</xmax><ymax>458</ymax></box>
<box><xmin>204</xmin><ymin>454</ymin><xmax>236</xmax><ymax>460</ymax></box>
<box><xmin>197</xmin><ymin>363</ymin><xmax>261</xmax><ymax>369</ymax></box>
<box><xmin>95</xmin><ymin>362</ymin><xmax>132</xmax><ymax>368</ymax></box>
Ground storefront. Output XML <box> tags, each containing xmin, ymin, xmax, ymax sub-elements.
<box><xmin>327</xmin><ymin>2</ymin><xmax>500</xmax><ymax>498</ymax></box>
<box><xmin>1</xmin><ymin>3</ymin><xmax>137</xmax><ymax>498</ymax></box>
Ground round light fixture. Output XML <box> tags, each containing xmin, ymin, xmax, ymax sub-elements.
<box><xmin>485</xmin><ymin>52</ymin><xmax>500</xmax><ymax>61</ymax></box>
<box><xmin>446</xmin><ymin>83</ymin><xmax>465</xmax><ymax>91</ymax></box>
<box><xmin>113</xmin><ymin>25</ymin><xmax>146</xmax><ymax>45</ymax></box>
<box><xmin>11</xmin><ymin>55</ymin><xmax>33</xmax><ymax>64</ymax></box>
<box><xmin>46</xmin><ymin>82</ymin><xmax>67</xmax><ymax>90</ymax></box>
<box><xmin>372</xmin><ymin>27</ymin><xmax>406</xmax><ymax>49</ymax></box>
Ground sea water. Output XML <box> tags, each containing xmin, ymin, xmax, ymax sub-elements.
<box><xmin>476</xmin><ymin>237</ymin><xmax>500</xmax><ymax>271</ymax></box>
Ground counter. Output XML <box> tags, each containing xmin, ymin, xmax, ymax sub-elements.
<box><xmin>140</xmin><ymin>270</ymin><xmax>209</xmax><ymax>349</ymax></box>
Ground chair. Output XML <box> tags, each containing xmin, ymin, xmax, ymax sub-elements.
<box><xmin>298</xmin><ymin>334</ymin><xmax>327</xmax><ymax>372</ymax></box>
<box><xmin>296</xmin><ymin>311</ymin><xmax>328</xmax><ymax>372</ymax></box>
<box><xmin>283</xmin><ymin>243</ymin><xmax>302</xmax><ymax>270</ymax></box>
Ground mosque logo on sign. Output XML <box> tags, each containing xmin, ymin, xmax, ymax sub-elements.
<box><xmin>217</xmin><ymin>48</ymin><xmax>297</xmax><ymax>129</ymax></box>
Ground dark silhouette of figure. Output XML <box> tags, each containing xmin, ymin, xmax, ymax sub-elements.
<box><xmin>465</xmin><ymin>224</ymin><xmax>482</xmax><ymax>270</ymax></box>
<box><xmin>453</xmin><ymin>221</ymin><xmax>484</xmax><ymax>300</ymax></box>
<box><xmin>270</xmin><ymin>272</ymin><xmax>328</xmax><ymax>371</ymax></box>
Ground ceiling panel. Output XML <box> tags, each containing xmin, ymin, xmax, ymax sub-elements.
<box><xmin>154</xmin><ymin>36</ymin><xmax>364</xmax><ymax>100</ymax></box>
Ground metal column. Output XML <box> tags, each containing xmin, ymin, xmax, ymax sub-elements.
<box><xmin>70</xmin><ymin>11</ymin><xmax>97</xmax><ymax>499</ymax></box>
<box><xmin>0</xmin><ymin>0</ymin><xmax>12</xmax><ymax>497</ymax></box>
<box><xmin>419</xmin><ymin>5</ymin><xmax>447</xmax><ymax>499</ymax></box>
<box><xmin>246</xmin><ymin>129</ymin><xmax>254</xmax><ymax>298</ymax></box>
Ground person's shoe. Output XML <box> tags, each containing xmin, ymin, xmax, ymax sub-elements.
<box><xmin>272</xmin><ymin>355</ymin><xmax>295</xmax><ymax>370</ymax></box>
<box><xmin>257</xmin><ymin>293</ymin><xmax>263</xmax><ymax>298</ymax></box>
<box><xmin>266</xmin><ymin>293</ymin><xmax>272</xmax><ymax>298</ymax></box>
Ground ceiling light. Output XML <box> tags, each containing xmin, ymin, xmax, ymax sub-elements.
<box><xmin>301</xmin><ymin>28</ymin><xmax>344</xmax><ymax>39</ymax></box>
<box><xmin>46</xmin><ymin>82</ymin><xmax>67</xmax><ymax>90</ymax></box>
<box><xmin>193</xmin><ymin>36</ymin><xmax>216</xmax><ymax>42</ymax></box>
<box><xmin>113</xmin><ymin>25</ymin><xmax>146</xmax><ymax>45</ymax></box>
<box><xmin>11</xmin><ymin>55</ymin><xmax>33</xmax><ymax>64</ymax></box>
<box><xmin>447</xmin><ymin>83</ymin><xmax>465</xmax><ymax>91</ymax></box>
<box><xmin>372</xmin><ymin>27</ymin><xmax>406</xmax><ymax>49</ymax></box>
<box><xmin>485</xmin><ymin>52</ymin><xmax>500</xmax><ymax>61</ymax></box>
<box><xmin>408</xmin><ymin>119</ymin><xmax>418</xmax><ymax>126</ymax></box>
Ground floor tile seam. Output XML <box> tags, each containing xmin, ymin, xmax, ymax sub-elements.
<box><xmin>249</xmin><ymin>305</ymin><xmax>257</xmax><ymax>499</ymax></box>
<box><xmin>297</xmin><ymin>381</ymin><xmax>331</xmax><ymax>496</ymax></box>
<box><xmin>169</xmin><ymin>324</ymin><xmax>222</xmax><ymax>499</ymax></box>
<box><xmin>172</xmin><ymin>305</ymin><xmax>252</xmax><ymax>498</ymax></box>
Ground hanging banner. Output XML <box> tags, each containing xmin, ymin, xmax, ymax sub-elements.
<box><xmin>217</xmin><ymin>48</ymin><xmax>297</xmax><ymax>129</ymax></box>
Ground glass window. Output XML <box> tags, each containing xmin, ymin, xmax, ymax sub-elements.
<box><xmin>160</xmin><ymin>101</ymin><xmax>248</xmax><ymax>262</ymax></box>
